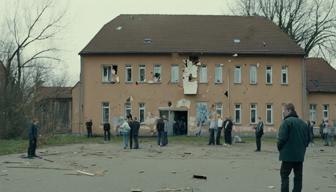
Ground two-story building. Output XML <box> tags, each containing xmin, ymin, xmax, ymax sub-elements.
<box><xmin>306</xmin><ymin>58</ymin><xmax>336</xmax><ymax>127</ymax></box>
<box><xmin>73</xmin><ymin>14</ymin><xmax>307</xmax><ymax>135</ymax></box>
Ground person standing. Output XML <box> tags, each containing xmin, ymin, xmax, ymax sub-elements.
<box><xmin>103</xmin><ymin>122</ymin><xmax>111</xmax><ymax>141</ymax></box>
<box><xmin>118</xmin><ymin>117</ymin><xmax>130</xmax><ymax>149</ymax></box>
<box><xmin>27</xmin><ymin>119</ymin><xmax>39</xmax><ymax>158</ymax></box>
<box><xmin>323</xmin><ymin>119</ymin><xmax>330</xmax><ymax>146</ymax></box>
<box><xmin>216</xmin><ymin>115</ymin><xmax>223</xmax><ymax>145</ymax></box>
<box><xmin>208</xmin><ymin>114</ymin><xmax>217</xmax><ymax>145</ymax></box>
<box><xmin>163</xmin><ymin>116</ymin><xmax>169</xmax><ymax>146</ymax></box>
<box><xmin>254</xmin><ymin>117</ymin><xmax>264</xmax><ymax>152</ymax></box>
<box><xmin>223</xmin><ymin>117</ymin><xmax>233</xmax><ymax>145</ymax></box>
<box><xmin>308</xmin><ymin>121</ymin><xmax>315</xmax><ymax>144</ymax></box>
<box><xmin>127</xmin><ymin>116</ymin><xmax>134</xmax><ymax>149</ymax></box>
<box><xmin>156</xmin><ymin>116</ymin><xmax>165</xmax><ymax>146</ymax></box>
<box><xmin>85</xmin><ymin>119</ymin><xmax>93</xmax><ymax>138</ymax></box>
<box><xmin>277</xmin><ymin>103</ymin><xmax>310</xmax><ymax>192</ymax></box>
<box><xmin>132</xmin><ymin>117</ymin><xmax>141</xmax><ymax>149</ymax></box>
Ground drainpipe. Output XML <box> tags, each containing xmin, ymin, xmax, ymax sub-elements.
<box><xmin>79</xmin><ymin>56</ymin><xmax>84</xmax><ymax>135</ymax></box>
<box><xmin>302</xmin><ymin>57</ymin><xmax>307</xmax><ymax>120</ymax></box>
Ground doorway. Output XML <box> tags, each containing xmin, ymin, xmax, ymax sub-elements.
<box><xmin>159</xmin><ymin>108</ymin><xmax>188</xmax><ymax>136</ymax></box>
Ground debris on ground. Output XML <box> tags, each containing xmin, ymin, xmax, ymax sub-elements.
<box><xmin>193</xmin><ymin>174</ymin><xmax>207</xmax><ymax>180</ymax></box>
<box><xmin>156</xmin><ymin>187</ymin><xmax>193</xmax><ymax>192</ymax></box>
<box><xmin>76</xmin><ymin>170</ymin><xmax>95</xmax><ymax>176</ymax></box>
<box><xmin>138</xmin><ymin>170</ymin><xmax>145</xmax><ymax>174</ymax></box>
<box><xmin>6</xmin><ymin>165</ymin><xmax>71</xmax><ymax>171</ymax></box>
<box><xmin>267</xmin><ymin>185</ymin><xmax>275</xmax><ymax>189</ymax></box>
<box><xmin>131</xmin><ymin>188</ymin><xmax>143</xmax><ymax>192</ymax></box>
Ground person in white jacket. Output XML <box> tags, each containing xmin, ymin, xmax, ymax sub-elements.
<box><xmin>118</xmin><ymin>117</ymin><xmax>131</xmax><ymax>149</ymax></box>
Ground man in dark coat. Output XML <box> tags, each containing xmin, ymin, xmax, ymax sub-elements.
<box><xmin>127</xmin><ymin>116</ymin><xmax>134</xmax><ymax>149</ymax></box>
<box><xmin>277</xmin><ymin>103</ymin><xmax>310</xmax><ymax>192</ymax></box>
<box><xmin>132</xmin><ymin>117</ymin><xmax>141</xmax><ymax>149</ymax></box>
<box><xmin>223</xmin><ymin>117</ymin><xmax>233</xmax><ymax>145</ymax></box>
<box><xmin>85</xmin><ymin>119</ymin><xmax>93</xmax><ymax>138</ymax></box>
<box><xmin>27</xmin><ymin>119</ymin><xmax>38</xmax><ymax>158</ymax></box>
<box><xmin>254</xmin><ymin>117</ymin><xmax>264</xmax><ymax>152</ymax></box>
<box><xmin>103</xmin><ymin>122</ymin><xmax>111</xmax><ymax>141</ymax></box>
<box><xmin>156</xmin><ymin>116</ymin><xmax>165</xmax><ymax>146</ymax></box>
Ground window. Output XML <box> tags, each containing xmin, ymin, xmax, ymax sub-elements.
<box><xmin>139</xmin><ymin>65</ymin><xmax>146</xmax><ymax>82</ymax></box>
<box><xmin>215</xmin><ymin>64</ymin><xmax>223</xmax><ymax>83</ymax></box>
<box><xmin>266</xmin><ymin>104</ymin><xmax>273</xmax><ymax>124</ymax></box>
<box><xmin>196</xmin><ymin>102</ymin><xmax>208</xmax><ymax>123</ymax></box>
<box><xmin>309</xmin><ymin>104</ymin><xmax>317</xmax><ymax>122</ymax></box>
<box><xmin>102</xmin><ymin>66</ymin><xmax>112</xmax><ymax>82</ymax></box>
<box><xmin>139</xmin><ymin>103</ymin><xmax>145</xmax><ymax>123</ymax></box>
<box><xmin>102</xmin><ymin>102</ymin><xmax>109</xmax><ymax>123</ymax></box>
<box><xmin>250</xmin><ymin>104</ymin><xmax>257</xmax><ymax>124</ymax></box>
<box><xmin>153</xmin><ymin>64</ymin><xmax>161</xmax><ymax>82</ymax></box>
<box><xmin>323</xmin><ymin>104</ymin><xmax>329</xmax><ymax>119</ymax></box>
<box><xmin>215</xmin><ymin>103</ymin><xmax>223</xmax><ymax>117</ymax></box>
<box><xmin>234</xmin><ymin>104</ymin><xmax>241</xmax><ymax>124</ymax></box>
<box><xmin>125</xmin><ymin>65</ymin><xmax>132</xmax><ymax>82</ymax></box>
<box><xmin>281</xmin><ymin>66</ymin><xmax>288</xmax><ymax>84</ymax></box>
<box><xmin>234</xmin><ymin>66</ymin><xmax>241</xmax><ymax>83</ymax></box>
<box><xmin>199</xmin><ymin>65</ymin><xmax>208</xmax><ymax>83</ymax></box>
<box><xmin>171</xmin><ymin>65</ymin><xmax>179</xmax><ymax>83</ymax></box>
<box><xmin>249</xmin><ymin>65</ymin><xmax>257</xmax><ymax>84</ymax></box>
<box><xmin>266</xmin><ymin>66</ymin><xmax>272</xmax><ymax>84</ymax></box>
<box><xmin>124</xmin><ymin>102</ymin><xmax>132</xmax><ymax>118</ymax></box>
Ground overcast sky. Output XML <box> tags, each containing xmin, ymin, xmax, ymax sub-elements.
<box><xmin>1</xmin><ymin>0</ymin><xmax>334</xmax><ymax>86</ymax></box>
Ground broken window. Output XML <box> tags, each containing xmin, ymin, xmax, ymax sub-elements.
<box><xmin>266</xmin><ymin>104</ymin><xmax>273</xmax><ymax>124</ymax></box>
<box><xmin>139</xmin><ymin>65</ymin><xmax>146</xmax><ymax>82</ymax></box>
<box><xmin>102</xmin><ymin>66</ymin><xmax>112</xmax><ymax>82</ymax></box>
<box><xmin>125</xmin><ymin>65</ymin><xmax>132</xmax><ymax>82</ymax></box>
<box><xmin>250</xmin><ymin>104</ymin><xmax>257</xmax><ymax>124</ymax></box>
<box><xmin>188</xmin><ymin>56</ymin><xmax>200</xmax><ymax>65</ymax></box>
<box><xmin>215</xmin><ymin>103</ymin><xmax>223</xmax><ymax>118</ymax></box>
<box><xmin>196</xmin><ymin>102</ymin><xmax>208</xmax><ymax>125</ymax></box>
<box><xmin>153</xmin><ymin>64</ymin><xmax>161</xmax><ymax>82</ymax></box>
<box><xmin>171</xmin><ymin>65</ymin><xmax>179</xmax><ymax>83</ymax></box>
<box><xmin>139</xmin><ymin>103</ymin><xmax>145</xmax><ymax>123</ymax></box>
<box><xmin>199</xmin><ymin>65</ymin><xmax>207</xmax><ymax>83</ymax></box>
<box><xmin>111</xmin><ymin>65</ymin><xmax>119</xmax><ymax>83</ymax></box>
<box><xmin>215</xmin><ymin>64</ymin><xmax>223</xmax><ymax>83</ymax></box>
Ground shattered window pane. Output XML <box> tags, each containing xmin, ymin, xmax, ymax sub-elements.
<box><xmin>153</xmin><ymin>64</ymin><xmax>161</xmax><ymax>82</ymax></box>
<box><xmin>266</xmin><ymin>66</ymin><xmax>272</xmax><ymax>84</ymax></box>
<box><xmin>235</xmin><ymin>104</ymin><xmax>241</xmax><ymax>124</ymax></box>
<box><xmin>139</xmin><ymin>103</ymin><xmax>145</xmax><ymax>123</ymax></box>
<box><xmin>125</xmin><ymin>65</ymin><xmax>132</xmax><ymax>82</ymax></box>
<box><xmin>250</xmin><ymin>104</ymin><xmax>257</xmax><ymax>124</ymax></box>
<box><xmin>266</xmin><ymin>104</ymin><xmax>273</xmax><ymax>124</ymax></box>
<box><xmin>250</xmin><ymin>65</ymin><xmax>257</xmax><ymax>84</ymax></box>
<box><xmin>102</xmin><ymin>66</ymin><xmax>112</xmax><ymax>82</ymax></box>
<box><xmin>281</xmin><ymin>66</ymin><xmax>288</xmax><ymax>84</ymax></box>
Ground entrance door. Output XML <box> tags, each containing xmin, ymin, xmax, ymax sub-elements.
<box><xmin>159</xmin><ymin>109</ymin><xmax>188</xmax><ymax>136</ymax></box>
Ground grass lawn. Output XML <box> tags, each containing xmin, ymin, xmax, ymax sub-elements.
<box><xmin>0</xmin><ymin>134</ymin><xmax>318</xmax><ymax>156</ymax></box>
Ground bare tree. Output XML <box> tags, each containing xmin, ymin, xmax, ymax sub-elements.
<box><xmin>0</xmin><ymin>0</ymin><xmax>66</xmax><ymax>138</ymax></box>
<box><xmin>231</xmin><ymin>0</ymin><xmax>336</xmax><ymax>60</ymax></box>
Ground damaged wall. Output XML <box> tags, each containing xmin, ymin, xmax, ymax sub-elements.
<box><xmin>75</xmin><ymin>54</ymin><xmax>304</xmax><ymax>135</ymax></box>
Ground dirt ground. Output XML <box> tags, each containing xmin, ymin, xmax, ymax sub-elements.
<box><xmin>0</xmin><ymin>138</ymin><xmax>335</xmax><ymax>192</ymax></box>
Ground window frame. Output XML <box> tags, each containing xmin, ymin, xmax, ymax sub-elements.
<box><xmin>171</xmin><ymin>64</ymin><xmax>179</xmax><ymax>83</ymax></box>
<box><xmin>102</xmin><ymin>65</ymin><xmax>112</xmax><ymax>82</ymax></box>
<box><xmin>125</xmin><ymin>64</ymin><xmax>132</xmax><ymax>83</ymax></box>
<box><xmin>124</xmin><ymin>102</ymin><xmax>132</xmax><ymax>118</ymax></box>
<box><xmin>249</xmin><ymin>65</ymin><xmax>257</xmax><ymax>85</ymax></box>
<box><xmin>138</xmin><ymin>64</ymin><xmax>146</xmax><ymax>83</ymax></box>
<box><xmin>139</xmin><ymin>103</ymin><xmax>145</xmax><ymax>123</ymax></box>
<box><xmin>214</xmin><ymin>64</ymin><xmax>223</xmax><ymax>84</ymax></box>
<box><xmin>199</xmin><ymin>65</ymin><xmax>208</xmax><ymax>83</ymax></box>
<box><xmin>234</xmin><ymin>104</ymin><xmax>242</xmax><ymax>124</ymax></box>
<box><xmin>153</xmin><ymin>64</ymin><xmax>161</xmax><ymax>82</ymax></box>
<box><xmin>266</xmin><ymin>104</ymin><xmax>273</xmax><ymax>125</ymax></box>
<box><xmin>309</xmin><ymin>104</ymin><xmax>317</xmax><ymax>122</ymax></box>
<box><xmin>215</xmin><ymin>103</ymin><xmax>223</xmax><ymax>118</ymax></box>
<box><xmin>234</xmin><ymin>66</ymin><xmax>241</xmax><ymax>84</ymax></box>
<box><xmin>281</xmin><ymin>66</ymin><xmax>288</xmax><ymax>85</ymax></box>
<box><xmin>250</xmin><ymin>103</ymin><xmax>258</xmax><ymax>124</ymax></box>
<box><xmin>323</xmin><ymin>104</ymin><xmax>329</xmax><ymax>120</ymax></box>
<box><xmin>266</xmin><ymin>66</ymin><xmax>272</xmax><ymax>84</ymax></box>
<box><xmin>102</xmin><ymin>102</ymin><xmax>110</xmax><ymax>124</ymax></box>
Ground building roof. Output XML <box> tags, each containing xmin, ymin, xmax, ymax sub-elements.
<box><xmin>37</xmin><ymin>87</ymin><xmax>72</xmax><ymax>100</ymax></box>
<box><xmin>305</xmin><ymin>58</ymin><xmax>336</xmax><ymax>93</ymax></box>
<box><xmin>80</xmin><ymin>14</ymin><xmax>304</xmax><ymax>56</ymax></box>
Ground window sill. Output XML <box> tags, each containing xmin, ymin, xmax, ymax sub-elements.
<box><xmin>281</xmin><ymin>83</ymin><xmax>288</xmax><ymax>86</ymax></box>
<box><xmin>249</xmin><ymin>83</ymin><xmax>257</xmax><ymax>85</ymax></box>
<box><xmin>102</xmin><ymin>81</ymin><xmax>118</xmax><ymax>84</ymax></box>
<box><xmin>214</xmin><ymin>82</ymin><xmax>223</xmax><ymax>84</ymax></box>
<box><xmin>199</xmin><ymin>82</ymin><xmax>208</xmax><ymax>84</ymax></box>
<box><xmin>266</xmin><ymin>123</ymin><xmax>274</xmax><ymax>126</ymax></box>
<box><xmin>125</xmin><ymin>82</ymin><xmax>133</xmax><ymax>84</ymax></box>
<box><xmin>170</xmin><ymin>82</ymin><xmax>179</xmax><ymax>84</ymax></box>
<box><xmin>266</xmin><ymin>83</ymin><xmax>273</xmax><ymax>86</ymax></box>
<box><xmin>233</xmin><ymin>83</ymin><xmax>241</xmax><ymax>85</ymax></box>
